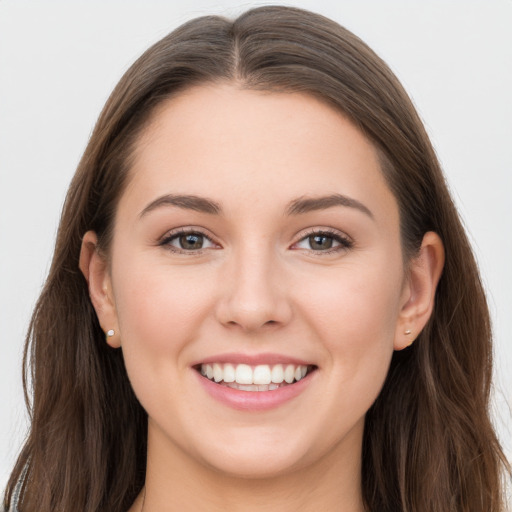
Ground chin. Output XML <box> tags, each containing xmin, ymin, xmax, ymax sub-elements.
<box><xmin>187</xmin><ymin>420</ymin><xmax>346</xmax><ymax>481</ymax></box>
<box><xmin>201</xmin><ymin>446</ymin><xmax>310</xmax><ymax>480</ymax></box>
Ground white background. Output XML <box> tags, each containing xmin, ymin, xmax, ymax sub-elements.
<box><xmin>1</xmin><ymin>0</ymin><xmax>511</xmax><ymax>492</ymax></box>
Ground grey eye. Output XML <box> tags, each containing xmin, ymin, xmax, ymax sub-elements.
<box><xmin>164</xmin><ymin>231</ymin><xmax>216</xmax><ymax>251</ymax></box>
<box><xmin>178</xmin><ymin>233</ymin><xmax>205</xmax><ymax>250</ymax></box>
<box><xmin>293</xmin><ymin>230</ymin><xmax>352</xmax><ymax>253</ymax></box>
<box><xmin>308</xmin><ymin>234</ymin><xmax>334</xmax><ymax>250</ymax></box>
<box><xmin>295</xmin><ymin>233</ymin><xmax>340</xmax><ymax>251</ymax></box>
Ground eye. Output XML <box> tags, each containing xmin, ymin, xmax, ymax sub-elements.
<box><xmin>293</xmin><ymin>230</ymin><xmax>352</xmax><ymax>252</ymax></box>
<box><xmin>160</xmin><ymin>230</ymin><xmax>217</xmax><ymax>252</ymax></box>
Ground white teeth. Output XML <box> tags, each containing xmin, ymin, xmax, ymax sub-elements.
<box><xmin>213</xmin><ymin>363</ymin><xmax>223</xmax><ymax>383</ymax></box>
<box><xmin>224</xmin><ymin>382</ymin><xmax>285</xmax><ymax>391</ymax></box>
<box><xmin>235</xmin><ymin>364</ymin><xmax>253</xmax><ymax>384</ymax></box>
<box><xmin>199</xmin><ymin>362</ymin><xmax>311</xmax><ymax>388</ymax></box>
<box><xmin>238</xmin><ymin>384</ymin><xmax>256</xmax><ymax>391</ymax></box>
<box><xmin>223</xmin><ymin>363</ymin><xmax>235</xmax><ymax>383</ymax></box>
<box><xmin>284</xmin><ymin>365</ymin><xmax>295</xmax><ymax>384</ymax></box>
<box><xmin>253</xmin><ymin>365</ymin><xmax>272</xmax><ymax>385</ymax></box>
<box><xmin>271</xmin><ymin>364</ymin><xmax>284</xmax><ymax>383</ymax></box>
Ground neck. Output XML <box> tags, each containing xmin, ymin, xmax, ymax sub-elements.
<box><xmin>132</xmin><ymin>424</ymin><xmax>366</xmax><ymax>512</ymax></box>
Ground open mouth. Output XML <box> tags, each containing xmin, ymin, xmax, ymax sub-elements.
<box><xmin>196</xmin><ymin>363</ymin><xmax>317</xmax><ymax>392</ymax></box>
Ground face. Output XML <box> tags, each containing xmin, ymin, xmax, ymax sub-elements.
<box><xmin>99</xmin><ymin>84</ymin><xmax>411</xmax><ymax>478</ymax></box>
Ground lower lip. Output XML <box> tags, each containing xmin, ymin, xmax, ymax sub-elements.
<box><xmin>195</xmin><ymin>370</ymin><xmax>315</xmax><ymax>411</ymax></box>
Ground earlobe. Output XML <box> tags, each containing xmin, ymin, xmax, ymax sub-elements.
<box><xmin>394</xmin><ymin>231</ymin><xmax>445</xmax><ymax>351</ymax></box>
<box><xmin>79</xmin><ymin>231</ymin><xmax>121</xmax><ymax>348</ymax></box>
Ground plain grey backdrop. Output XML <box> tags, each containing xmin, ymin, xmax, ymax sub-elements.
<box><xmin>1</xmin><ymin>0</ymin><xmax>511</xmax><ymax>491</ymax></box>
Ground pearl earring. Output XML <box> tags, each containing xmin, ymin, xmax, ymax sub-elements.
<box><xmin>106</xmin><ymin>329</ymin><xmax>115</xmax><ymax>338</ymax></box>
<box><xmin>404</xmin><ymin>329</ymin><xmax>412</xmax><ymax>335</ymax></box>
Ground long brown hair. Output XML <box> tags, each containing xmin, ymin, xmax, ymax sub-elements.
<box><xmin>4</xmin><ymin>6</ymin><xmax>510</xmax><ymax>511</ymax></box>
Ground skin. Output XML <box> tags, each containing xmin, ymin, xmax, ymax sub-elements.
<box><xmin>80</xmin><ymin>84</ymin><xmax>444</xmax><ymax>511</ymax></box>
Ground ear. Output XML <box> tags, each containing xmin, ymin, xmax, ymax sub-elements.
<box><xmin>394</xmin><ymin>231</ymin><xmax>445</xmax><ymax>350</ymax></box>
<box><xmin>79</xmin><ymin>231</ymin><xmax>121</xmax><ymax>348</ymax></box>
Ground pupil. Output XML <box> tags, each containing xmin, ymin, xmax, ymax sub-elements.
<box><xmin>310</xmin><ymin>235</ymin><xmax>332</xmax><ymax>250</ymax></box>
<box><xmin>180</xmin><ymin>234</ymin><xmax>203</xmax><ymax>250</ymax></box>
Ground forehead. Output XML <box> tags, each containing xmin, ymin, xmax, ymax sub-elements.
<box><xmin>121</xmin><ymin>83</ymin><xmax>398</xmax><ymax>225</ymax></box>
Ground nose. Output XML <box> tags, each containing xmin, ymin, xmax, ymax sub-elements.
<box><xmin>215</xmin><ymin>248</ymin><xmax>293</xmax><ymax>332</ymax></box>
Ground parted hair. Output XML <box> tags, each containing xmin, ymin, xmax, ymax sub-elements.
<box><xmin>4</xmin><ymin>6</ymin><xmax>510</xmax><ymax>512</ymax></box>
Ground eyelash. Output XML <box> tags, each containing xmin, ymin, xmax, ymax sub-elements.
<box><xmin>292</xmin><ymin>228</ymin><xmax>353</xmax><ymax>255</ymax></box>
<box><xmin>158</xmin><ymin>227</ymin><xmax>353</xmax><ymax>255</ymax></box>
<box><xmin>159</xmin><ymin>228</ymin><xmax>218</xmax><ymax>255</ymax></box>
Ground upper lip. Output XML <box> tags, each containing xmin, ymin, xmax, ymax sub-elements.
<box><xmin>191</xmin><ymin>352</ymin><xmax>315</xmax><ymax>367</ymax></box>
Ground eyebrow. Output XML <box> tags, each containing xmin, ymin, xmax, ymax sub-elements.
<box><xmin>139</xmin><ymin>194</ymin><xmax>222</xmax><ymax>218</ymax></box>
<box><xmin>286</xmin><ymin>194</ymin><xmax>374</xmax><ymax>219</ymax></box>
<box><xmin>139</xmin><ymin>192</ymin><xmax>373</xmax><ymax>219</ymax></box>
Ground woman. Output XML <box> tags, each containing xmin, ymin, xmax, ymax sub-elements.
<box><xmin>3</xmin><ymin>5</ymin><xmax>510</xmax><ymax>511</ymax></box>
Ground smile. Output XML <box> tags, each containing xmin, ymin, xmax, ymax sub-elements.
<box><xmin>195</xmin><ymin>359</ymin><xmax>317</xmax><ymax>410</ymax></box>
<box><xmin>199</xmin><ymin>363</ymin><xmax>314</xmax><ymax>391</ymax></box>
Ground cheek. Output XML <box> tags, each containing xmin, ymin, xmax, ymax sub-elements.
<box><xmin>295</xmin><ymin>256</ymin><xmax>403</xmax><ymax>386</ymax></box>
<box><xmin>300</xmin><ymin>257</ymin><xmax>402</xmax><ymax>335</ymax></box>
<box><xmin>110</xmin><ymin>257</ymin><xmax>216</xmax><ymax>373</ymax></box>
<box><xmin>294</xmin><ymin>267</ymin><xmax>400</xmax><ymax>444</ymax></box>
<box><xmin>109</xmin><ymin>258</ymin><xmax>223</xmax><ymax>425</ymax></box>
